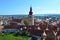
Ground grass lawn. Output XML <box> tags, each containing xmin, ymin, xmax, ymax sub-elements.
<box><xmin>0</xmin><ymin>34</ymin><xmax>30</xmax><ymax>40</ymax></box>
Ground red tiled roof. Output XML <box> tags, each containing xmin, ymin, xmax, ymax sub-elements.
<box><xmin>0</xmin><ymin>26</ymin><xmax>4</xmax><ymax>30</ymax></box>
<box><xmin>8</xmin><ymin>18</ymin><xmax>21</xmax><ymax>23</ymax></box>
<box><xmin>12</xmin><ymin>18</ymin><xmax>21</xmax><ymax>23</ymax></box>
<box><xmin>39</xmin><ymin>23</ymin><xmax>47</xmax><ymax>30</ymax></box>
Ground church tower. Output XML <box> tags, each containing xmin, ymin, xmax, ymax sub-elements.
<box><xmin>28</xmin><ymin>7</ymin><xmax>34</xmax><ymax>25</ymax></box>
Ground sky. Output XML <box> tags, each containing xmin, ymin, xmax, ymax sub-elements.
<box><xmin>0</xmin><ymin>0</ymin><xmax>60</xmax><ymax>15</ymax></box>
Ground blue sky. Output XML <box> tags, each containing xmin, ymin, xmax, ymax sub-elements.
<box><xmin>0</xmin><ymin>0</ymin><xmax>60</xmax><ymax>15</ymax></box>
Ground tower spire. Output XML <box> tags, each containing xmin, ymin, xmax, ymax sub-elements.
<box><xmin>29</xmin><ymin>6</ymin><xmax>33</xmax><ymax>15</ymax></box>
<box><xmin>30</xmin><ymin>6</ymin><xmax>32</xmax><ymax>12</ymax></box>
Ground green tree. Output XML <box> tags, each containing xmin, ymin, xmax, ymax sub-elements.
<box><xmin>24</xmin><ymin>19</ymin><xmax>28</xmax><ymax>25</ymax></box>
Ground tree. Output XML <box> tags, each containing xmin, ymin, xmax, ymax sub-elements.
<box><xmin>24</xmin><ymin>19</ymin><xmax>28</xmax><ymax>25</ymax></box>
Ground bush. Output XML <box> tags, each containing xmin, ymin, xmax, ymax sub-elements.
<box><xmin>13</xmin><ymin>32</ymin><xmax>21</xmax><ymax>36</ymax></box>
<box><xmin>13</xmin><ymin>31</ymin><xmax>31</xmax><ymax>37</ymax></box>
